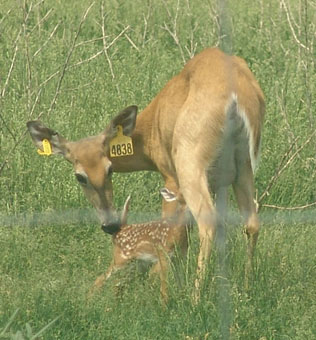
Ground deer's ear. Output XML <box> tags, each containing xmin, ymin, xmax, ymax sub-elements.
<box><xmin>104</xmin><ymin>105</ymin><xmax>138</xmax><ymax>141</ymax></box>
<box><xmin>120</xmin><ymin>195</ymin><xmax>131</xmax><ymax>225</ymax></box>
<box><xmin>26</xmin><ymin>121</ymin><xmax>69</xmax><ymax>156</ymax></box>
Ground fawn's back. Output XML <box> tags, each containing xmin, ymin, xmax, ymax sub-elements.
<box><xmin>113</xmin><ymin>218</ymin><xmax>188</xmax><ymax>263</ymax></box>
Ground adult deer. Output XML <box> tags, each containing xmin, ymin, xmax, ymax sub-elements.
<box><xmin>27</xmin><ymin>47</ymin><xmax>265</xmax><ymax>297</ymax></box>
<box><xmin>89</xmin><ymin>188</ymin><xmax>189</xmax><ymax>303</ymax></box>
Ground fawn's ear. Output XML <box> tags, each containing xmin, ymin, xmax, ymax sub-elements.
<box><xmin>26</xmin><ymin>121</ymin><xmax>69</xmax><ymax>156</ymax></box>
<box><xmin>160</xmin><ymin>188</ymin><xmax>177</xmax><ymax>202</ymax></box>
<box><xmin>120</xmin><ymin>195</ymin><xmax>131</xmax><ymax>225</ymax></box>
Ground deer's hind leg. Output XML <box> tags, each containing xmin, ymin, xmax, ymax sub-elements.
<box><xmin>232</xmin><ymin>160</ymin><xmax>259</xmax><ymax>288</ymax></box>
<box><xmin>176</xmin><ymin>163</ymin><xmax>217</xmax><ymax>301</ymax></box>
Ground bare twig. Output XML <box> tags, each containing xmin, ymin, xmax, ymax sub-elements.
<box><xmin>0</xmin><ymin>114</ymin><xmax>16</xmax><ymax>142</ymax></box>
<box><xmin>184</xmin><ymin>22</ymin><xmax>198</xmax><ymax>59</ymax></box>
<box><xmin>207</xmin><ymin>1</ymin><xmax>221</xmax><ymax>47</ymax></box>
<box><xmin>280</xmin><ymin>0</ymin><xmax>309</xmax><ymax>51</ymax></box>
<box><xmin>33</xmin><ymin>21</ymin><xmax>127</xmax><ymax>90</ymax></box>
<box><xmin>142</xmin><ymin>13</ymin><xmax>149</xmax><ymax>48</ymax></box>
<box><xmin>258</xmin><ymin>129</ymin><xmax>316</xmax><ymax>206</ymax></box>
<box><xmin>101</xmin><ymin>2</ymin><xmax>115</xmax><ymax>80</ymax></box>
<box><xmin>124</xmin><ymin>33</ymin><xmax>140</xmax><ymax>51</ymax></box>
<box><xmin>0</xmin><ymin>2</ymin><xmax>96</xmax><ymax>175</ymax></box>
<box><xmin>1</xmin><ymin>28</ymin><xmax>23</xmax><ymax>98</ymax></box>
<box><xmin>28</xmin><ymin>88</ymin><xmax>42</xmax><ymax>120</ymax></box>
<box><xmin>70</xmin><ymin>50</ymin><xmax>104</xmax><ymax>68</ymax></box>
<box><xmin>33</xmin><ymin>22</ymin><xmax>60</xmax><ymax>57</ymax></box>
<box><xmin>29</xmin><ymin>8</ymin><xmax>53</xmax><ymax>34</ymax></box>
<box><xmin>62</xmin><ymin>80</ymin><xmax>97</xmax><ymax>93</ymax></box>
<box><xmin>33</xmin><ymin>69</ymin><xmax>60</xmax><ymax>94</ymax></box>
<box><xmin>160</xmin><ymin>0</ymin><xmax>186</xmax><ymax>63</ymax></box>
<box><xmin>32</xmin><ymin>25</ymin><xmax>126</xmax><ymax>97</ymax></box>
<box><xmin>107</xmin><ymin>25</ymin><xmax>130</xmax><ymax>49</ymax></box>
<box><xmin>75</xmin><ymin>36</ymin><xmax>106</xmax><ymax>48</ymax></box>
<box><xmin>262</xmin><ymin>201</ymin><xmax>316</xmax><ymax>210</ymax></box>
<box><xmin>259</xmin><ymin>137</ymin><xmax>298</xmax><ymax>205</ymax></box>
<box><xmin>99</xmin><ymin>2</ymin><xmax>129</xmax><ymax>94</ymax></box>
<box><xmin>0</xmin><ymin>5</ymin><xmax>30</xmax><ymax>143</ymax></box>
<box><xmin>0</xmin><ymin>129</ymin><xmax>29</xmax><ymax>174</ymax></box>
<box><xmin>276</xmin><ymin>83</ymin><xmax>302</xmax><ymax>151</ymax></box>
<box><xmin>0</xmin><ymin>8</ymin><xmax>12</xmax><ymax>27</ymax></box>
<box><xmin>33</xmin><ymin>0</ymin><xmax>45</xmax><ymax>8</ymax></box>
<box><xmin>142</xmin><ymin>0</ymin><xmax>153</xmax><ymax>47</ymax></box>
<box><xmin>22</xmin><ymin>1</ymin><xmax>34</xmax><ymax>111</ymax></box>
<box><xmin>46</xmin><ymin>2</ymin><xmax>95</xmax><ymax>117</ymax></box>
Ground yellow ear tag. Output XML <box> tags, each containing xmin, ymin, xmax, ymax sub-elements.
<box><xmin>109</xmin><ymin>125</ymin><xmax>134</xmax><ymax>157</ymax></box>
<box><xmin>37</xmin><ymin>139</ymin><xmax>52</xmax><ymax>156</ymax></box>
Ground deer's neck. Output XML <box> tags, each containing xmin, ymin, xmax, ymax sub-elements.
<box><xmin>109</xmin><ymin>110</ymin><xmax>157</xmax><ymax>172</ymax></box>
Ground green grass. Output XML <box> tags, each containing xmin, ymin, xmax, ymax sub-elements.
<box><xmin>1</xmin><ymin>223</ymin><xmax>315</xmax><ymax>339</ymax></box>
<box><xmin>1</xmin><ymin>0</ymin><xmax>316</xmax><ymax>339</ymax></box>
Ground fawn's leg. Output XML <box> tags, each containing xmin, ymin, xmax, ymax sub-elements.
<box><xmin>88</xmin><ymin>262</ymin><xmax>116</xmax><ymax>297</ymax></box>
<box><xmin>157</xmin><ymin>250</ymin><xmax>169</xmax><ymax>304</ymax></box>
<box><xmin>148</xmin><ymin>258</ymin><xmax>168</xmax><ymax>304</ymax></box>
<box><xmin>88</xmin><ymin>256</ymin><xmax>127</xmax><ymax>298</ymax></box>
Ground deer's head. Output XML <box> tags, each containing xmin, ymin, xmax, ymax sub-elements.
<box><xmin>26</xmin><ymin>106</ymin><xmax>138</xmax><ymax>228</ymax></box>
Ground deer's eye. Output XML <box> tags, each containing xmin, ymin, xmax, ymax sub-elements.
<box><xmin>75</xmin><ymin>173</ymin><xmax>88</xmax><ymax>185</ymax></box>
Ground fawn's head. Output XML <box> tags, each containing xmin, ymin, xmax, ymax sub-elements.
<box><xmin>26</xmin><ymin>106</ymin><xmax>138</xmax><ymax>227</ymax></box>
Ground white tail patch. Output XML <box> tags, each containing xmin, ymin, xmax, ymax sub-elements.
<box><xmin>227</xmin><ymin>93</ymin><xmax>258</xmax><ymax>173</ymax></box>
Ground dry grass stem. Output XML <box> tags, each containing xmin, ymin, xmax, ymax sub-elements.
<box><xmin>280</xmin><ymin>0</ymin><xmax>309</xmax><ymax>51</ymax></box>
<box><xmin>161</xmin><ymin>0</ymin><xmax>186</xmax><ymax>63</ymax></box>
<box><xmin>46</xmin><ymin>2</ymin><xmax>95</xmax><ymax>117</ymax></box>
<box><xmin>0</xmin><ymin>2</ymin><xmax>95</xmax><ymax>175</ymax></box>
<box><xmin>262</xmin><ymin>201</ymin><xmax>316</xmax><ymax>210</ymax></box>
<box><xmin>124</xmin><ymin>33</ymin><xmax>140</xmax><ymax>51</ymax></box>
<box><xmin>33</xmin><ymin>23</ymin><xmax>60</xmax><ymax>57</ymax></box>
<box><xmin>29</xmin><ymin>8</ymin><xmax>53</xmax><ymax>34</ymax></box>
<box><xmin>259</xmin><ymin>129</ymin><xmax>316</xmax><ymax>207</ymax></box>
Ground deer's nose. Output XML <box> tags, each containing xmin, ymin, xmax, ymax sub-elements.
<box><xmin>101</xmin><ymin>221</ymin><xmax>121</xmax><ymax>235</ymax></box>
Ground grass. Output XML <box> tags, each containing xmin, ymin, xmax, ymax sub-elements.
<box><xmin>1</xmin><ymin>222</ymin><xmax>315</xmax><ymax>339</ymax></box>
<box><xmin>1</xmin><ymin>0</ymin><xmax>316</xmax><ymax>339</ymax></box>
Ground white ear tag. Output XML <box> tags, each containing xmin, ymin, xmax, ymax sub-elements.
<box><xmin>109</xmin><ymin>125</ymin><xmax>134</xmax><ymax>157</ymax></box>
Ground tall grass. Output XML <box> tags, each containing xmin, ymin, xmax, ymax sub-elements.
<box><xmin>1</xmin><ymin>0</ymin><xmax>316</xmax><ymax>339</ymax></box>
<box><xmin>1</xmin><ymin>223</ymin><xmax>315</xmax><ymax>339</ymax></box>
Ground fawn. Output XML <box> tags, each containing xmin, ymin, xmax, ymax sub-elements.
<box><xmin>89</xmin><ymin>188</ymin><xmax>189</xmax><ymax>303</ymax></box>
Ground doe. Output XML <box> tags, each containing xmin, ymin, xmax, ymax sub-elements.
<box><xmin>89</xmin><ymin>188</ymin><xmax>189</xmax><ymax>303</ymax></box>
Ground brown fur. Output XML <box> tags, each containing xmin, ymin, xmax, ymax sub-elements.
<box><xmin>27</xmin><ymin>48</ymin><xmax>265</xmax><ymax>299</ymax></box>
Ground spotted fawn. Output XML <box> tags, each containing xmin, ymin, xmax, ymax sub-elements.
<box><xmin>89</xmin><ymin>188</ymin><xmax>189</xmax><ymax>303</ymax></box>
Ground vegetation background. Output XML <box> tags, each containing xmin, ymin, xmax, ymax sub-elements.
<box><xmin>0</xmin><ymin>0</ymin><xmax>315</xmax><ymax>339</ymax></box>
